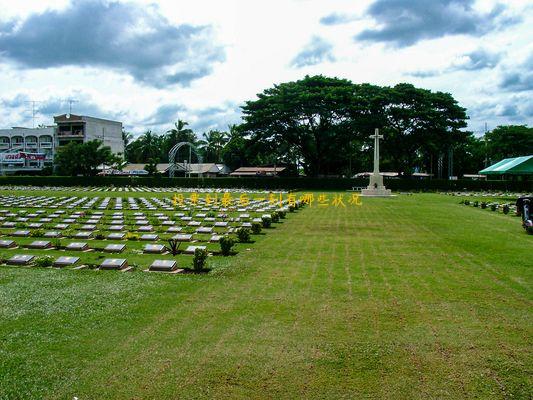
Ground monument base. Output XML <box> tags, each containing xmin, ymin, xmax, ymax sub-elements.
<box><xmin>361</xmin><ymin>188</ymin><xmax>392</xmax><ymax>197</ymax></box>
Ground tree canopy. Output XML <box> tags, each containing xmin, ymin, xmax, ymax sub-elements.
<box><xmin>485</xmin><ymin>125</ymin><xmax>533</xmax><ymax>163</ymax></box>
<box><xmin>240</xmin><ymin>75</ymin><xmax>469</xmax><ymax>177</ymax></box>
<box><xmin>54</xmin><ymin>140</ymin><xmax>120</xmax><ymax>176</ymax></box>
<box><xmin>121</xmin><ymin>76</ymin><xmax>532</xmax><ymax>178</ymax></box>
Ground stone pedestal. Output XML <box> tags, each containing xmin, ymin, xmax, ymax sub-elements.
<box><xmin>361</xmin><ymin>187</ymin><xmax>392</xmax><ymax>197</ymax></box>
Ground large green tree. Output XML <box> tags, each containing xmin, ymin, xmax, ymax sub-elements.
<box><xmin>485</xmin><ymin>125</ymin><xmax>533</xmax><ymax>164</ymax></box>
<box><xmin>221</xmin><ymin>125</ymin><xmax>251</xmax><ymax>170</ymax></box>
<box><xmin>54</xmin><ymin>140</ymin><xmax>118</xmax><ymax>176</ymax></box>
<box><xmin>240</xmin><ymin>76</ymin><xmax>469</xmax><ymax>177</ymax></box>
<box><xmin>380</xmin><ymin>83</ymin><xmax>469</xmax><ymax>176</ymax></box>
<box><xmin>241</xmin><ymin>75</ymin><xmax>383</xmax><ymax>176</ymax></box>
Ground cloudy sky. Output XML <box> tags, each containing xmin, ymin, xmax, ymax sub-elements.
<box><xmin>0</xmin><ymin>0</ymin><xmax>531</xmax><ymax>137</ymax></box>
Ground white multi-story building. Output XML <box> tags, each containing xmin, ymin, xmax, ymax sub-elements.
<box><xmin>54</xmin><ymin>114</ymin><xmax>124</xmax><ymax>154</ymax></box>
<box><xmin>0</xmin><ymin>114</ymin><xmax>123</xmax><ymax>174</ymax></box>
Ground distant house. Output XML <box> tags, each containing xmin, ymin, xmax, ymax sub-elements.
<box><xmin>230</xmin><ymin>166</ymin><xmax>287</xmax><ymax>177</ymax></box>
<box><xmin>121</xmin><ymin>163</ymin><xmax>230</xmax><ymax>177</ymax></box>
<box><xmin>172</xmin><ymin>163</ymin><xmax>231</xmax><ymax>177</ymax></box>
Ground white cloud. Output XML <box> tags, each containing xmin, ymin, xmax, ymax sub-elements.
<box><xmin>0</xmin><ymin>0</ymin><xmax>531</xmax><ymax>136</ymax></box>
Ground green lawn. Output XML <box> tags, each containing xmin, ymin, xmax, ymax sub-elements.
<box><xmin>0</xmin><ymin>193</ymin><xmax>531</xmax><ymax>399</ymax></box>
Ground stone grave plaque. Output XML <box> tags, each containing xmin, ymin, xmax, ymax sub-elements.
<box><xmin>104</xmin><ymin>243</ymin><xmax>126</xmax><ymax>253</ymax></box>
<box><xmin>74</xmin><ymin>231</ymin><xmax>92</xmax><ymax>239</ymax></box>
<box><xmin>66</xmin><ymin>242</ymin><xmax>89</xmax><ymax>251</ymax></box>
<box><xmin>140</xmin><ymin>234</ymin><xmax>159</xmax><ymax>241</ymax></box>
<box><xmin>44</xmin><ymin>231</ymin><xmax>61</xmax><ymax>238</ymax></box>
<box><xmin>7</xmin><ymin>254</ymin><xmax>34</xmax><ymax>265</ymax></box>
<box><xmin>143</xmin><ymin>244</ymin><xmax>165</xmax><ymax>254</ymax></box>
<box><xmin>27</xmin><ymin>240</ymin><xmax>52</xmax><ymax>249</ymax></box>
<box><xmin>0</xmin><ymin>239</ymin><xmax>16</xmax><ymax>248</ymax></box>
<box><xmin>53</xmin><ymin>256</ymin><xmax>79</xmax><ymax>268</ymax></box>
<box><xmin>100</xmin><ymin>258</ymin><xmax>128</xmax><ymax>270</ymax></box>
<box><xmin>172</xmin><ymin>234</ymin><xmax>192</xmax><ymax>242</ymax></box>
<box><xmin>80</xmin><ymin>224</ymin><xmax>96</xmax><ymax>231</ymax></box>
<box><xmin>184</xmin><ymin>245</ymin><xmax>206</xmax><ymax>254</ymax></box>
<box><xmin>149</xmin><ymin>259</ymin><xmax>177</xmax><ymax>272</ymax></box>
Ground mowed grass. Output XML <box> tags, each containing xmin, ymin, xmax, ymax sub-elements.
<box><xmin>0</xmin><ymin>193</ymin><xmax>531</xmax><ymax>399</ymax></box>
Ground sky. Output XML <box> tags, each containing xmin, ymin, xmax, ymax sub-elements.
<box><xmin>0</xmin><ymin>0</ymin><xmax>531</xmax><ymax>137</ymax></box>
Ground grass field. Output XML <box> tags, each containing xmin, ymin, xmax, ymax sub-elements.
<box><xmin>0</xmin><ymin>192</ymin><xmax>531</xmax><ymax>399</ymax></box>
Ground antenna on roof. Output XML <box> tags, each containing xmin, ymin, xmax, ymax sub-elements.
<box><xmin>24</xmin><ymin>100</ymin><xmax>41</xmax><ymax>128</ymax></box>
<box><xmin>66</xmin><ymin>98</ymin><xmax>78</xmax><ymax>115</ymax></box>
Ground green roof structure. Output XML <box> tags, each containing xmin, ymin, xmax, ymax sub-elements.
<box><xmin>479</xmin><ymin>155</ymin><xmax>533</xmax><ymax>175</ymax></box>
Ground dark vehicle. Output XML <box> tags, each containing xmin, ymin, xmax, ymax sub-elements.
<box><xmin>516</xmin><ymin>196</ymin><xmax>533</xmax><ymax>234</ymax></box>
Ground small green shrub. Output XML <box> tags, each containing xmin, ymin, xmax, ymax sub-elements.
<box><xmin>480</xmin><ymin>202</ymin><xmax>487</xmax><ymax>209</ymax></box>
<box><xmin>30</xmin><ymin>229</ymin><xmax>44</xmax><ymax>237</ymax></box>
<box><xmin>34</xmin><ymin>256</ymin><xmax>53</xmax><ymax>268</ymax></box>
<box><xmin>236</xmin><ymin>227</ymin><xmax>251</xmax><ymax>243</ymax></box>
<box><xmin>473</xmin><ymin>201</ymin><xmax>478</xmax><ymax>207</ymax></box>
<box><xmin>464</xmin><ymin>200</ymin><xmax>470</xmax><ymax>205</ymax></box>
<box><xmin>503</xmin><ymin>204</ymin><xmax>510</xmax><ymax>214</ymax></box>
<box><xmin>193</xmin><ymin>248</ymin><xmax>209</xmax><ymax>271</ymax></box>
<box><xmin>125</xmin><ymin>232</ymin><xmax>139</xmax><ymax>241</ymax></box>
<box><xmin>262</xmin><ymin>216</ymin><xmax>272</xmax><ymax>228</ymax></box>
<box><xmin>271</xmin><ymin>211</ymin><xmax>280</xmax><ymax>223</ymax></box>
<box><xmin>277</xmin><ymin>210</ymin><xmax>286</xmax><ymax>219</ymax></box>
<box><xmin>207</xmin><ymin>211</ymin><xmax>216</xmax><ymax>218</ymax></box>
<box><xmin>219</xmin><ymin>236</ymin><xmax>235</xmax><ymax>256</ymax></box>
<box><xmin>251</xmin><ymin>222</ymin><xmax>262</xmax><ymax>234</ymax></box>
<box><xmin>490</xmin><ymin>203</ymin><xmax>497</xmax><ymax>211</ymax></box>
<box><xmin>94</xmin><ymin>233</ymin><xmax>105</xmax><ymax>240</ymax></box>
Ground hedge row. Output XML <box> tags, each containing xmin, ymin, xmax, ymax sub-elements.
<box><xmin>0</xmin><ymin>175</ymin><xmax>531</xmax><ymax>191</ymax></box>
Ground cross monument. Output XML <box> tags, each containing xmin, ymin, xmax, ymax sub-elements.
<box><xmin>361</xmin><ymin>128</ymin><xmax>391</xmax><ymax>196</ymax></box>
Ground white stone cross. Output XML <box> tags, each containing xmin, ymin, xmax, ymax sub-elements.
<box><xmin>370</xmin><ymin>128</ymin><xmax>383</xmax><ymax>174</ymax></box>
<box><xmin>361</xmin><ymin>128</ymin><xmax>391</xmax><ymax>196</ymax></box>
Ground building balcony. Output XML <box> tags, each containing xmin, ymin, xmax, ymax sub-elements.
<box><xmin>25</xmin><ymin>142</ymin><xmax>38</xmax><ymax>148</ymax></box>
<box><xmin>57</xmin><ymin>131</ymin><xmax>84</xmax><ymax>137</ymax></box>
<box><xmin>39</xmin><ymin>142</ymin><xmax>53</xmax><ymax>148</ymax></box>
<box><xmin>0</xmin><ymin>143</ymin><xmax>9</xmax><ymax>148</ymax></box>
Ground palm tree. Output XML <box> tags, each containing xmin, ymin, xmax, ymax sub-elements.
<box><xmin>122</xmin><ymin>130</ymin><xmax>133</xmax><ymax>147</ymax></box>
<box><xmin>197</xmin><ymin>130</ymin><xmax>228</xmax><ymax>163</ymax></box>
<box><xmin>166</xmin><ymin>120</ymin><xmax>196</xmax><ymax>146</ymax></box>
<box><xmin>163</xmin><ymin>120</ymin><xmax>197</xmax><ymax>162</ymax></box>
<box><xmin>138</xmin><ymin>130</ymin><xmax>160</xmax><ymax>161</ymax></box>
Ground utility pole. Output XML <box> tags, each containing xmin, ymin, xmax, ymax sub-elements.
<box><xmin>24</xmin><ymin>100</ymin><xmax>41</xmax><ymax>128</ymax></box>
<box><xmin>484</xmin><ymin>122</ymin><xmax>489</xmax><ymax>167</ymax></box>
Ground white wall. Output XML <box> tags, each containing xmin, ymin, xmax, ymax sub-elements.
<box><xmin>84</xmin><ymin>118</ymin><xmax>124</xmax><ymax>155</ymax></box>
